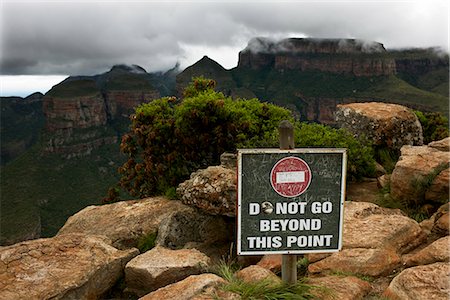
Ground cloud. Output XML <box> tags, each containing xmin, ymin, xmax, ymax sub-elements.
<box><xmin>1</xmin><ymin>1</ymin><xmax>448</xmax><ymax>76</ymax></box>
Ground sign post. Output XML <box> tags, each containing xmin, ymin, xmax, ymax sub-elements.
<box><xmin>237</xmin><ymin>120</ymin><xmax>347</xmax><ymax>285</ymax></box>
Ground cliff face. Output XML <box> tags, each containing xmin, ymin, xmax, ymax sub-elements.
<box><xmin>42</xmin><ymin>65</ymin><xmax>161</xmax><ymax>157</ymax></box>
<box><xmin>238</xmin><ymin>38</ymin><xmax>396</xmax><ymax>76</ymax></box>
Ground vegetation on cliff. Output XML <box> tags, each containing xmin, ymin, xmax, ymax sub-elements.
<box><xmin>107</xmin><ymin>77</ymin><xmax>375</xmax><ymax>201</ymax></box>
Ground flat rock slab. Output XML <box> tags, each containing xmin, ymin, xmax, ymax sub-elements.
<box><xmin>308</xmin><ymin>275</ymin><xmax>372</xmax><ymax>300</ymax></box>
<box><xmin>404</xmin><ymin>236</ymin><xmax>450</xmax><ymax>267</ymax></box>
<box><xmin>0</xmin><ymin>233</ymin><xmax>138</xmax><ymax>300</ymax></box>
<box><xmin>58</xmin><ymin>197</ymin><xmax>186</xmax><ymax>249</ymax></box>
<box><xmin>343</xmin><ymin>201</ymin><xmax>425</xmax><ymax>253</ymax></box>
<box><xmin>308</xmin><ymin>248</ymin><xmax>401</xmax><ymax>277</ymax></box>
<box><xmin>384</xmin><ymin>262</ymin><xmax>450</xmax><ymax>300</ymax></box>
<box><xmin>125</xmin><ymin>246</ymin><xmax>211</xmax><ymax>297</ymax></box>
<box><xmin>139</xmin><ymin>274</ymin><xmax>225</xmax><ymax>300</ymax></box>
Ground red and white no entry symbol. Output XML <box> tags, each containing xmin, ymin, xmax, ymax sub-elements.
<box><xmin>270</xmin><ymin>156</ymin><xmax>312</xmax><ymax>198</ymax></box>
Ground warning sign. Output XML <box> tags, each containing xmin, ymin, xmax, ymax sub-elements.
<box><xmin>270</xmin><ymin>156</ymin><xmax>311</xmax><ymax>197</ymax></box>
<box><xmin>237</xmin><ymin>148</ymin><xmax>347</xmax><ymax>255</ymax></box>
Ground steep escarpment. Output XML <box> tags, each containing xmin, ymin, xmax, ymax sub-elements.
<box><xmin>176</xmin><ymin>37</ymin><xmax>448</xmax><ymax>123</ymax></box>
<box><xmin>42</xmin><ymin>65</ymin><xmax>161</xmax><ymax>157</ymax></box>
<box><xmin>238</xmin><ymin>37</ymin><xmax>396</xmax><ymax>76</ymax></box>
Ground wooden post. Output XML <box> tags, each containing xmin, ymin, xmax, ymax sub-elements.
<box><xmin>278</xmin><ymin>120</ymin><xmax>297</xmax><ymax>284</ymax></box>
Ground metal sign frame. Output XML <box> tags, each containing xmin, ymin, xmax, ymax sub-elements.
<box><xmin>237</xmin><ymin>148</ymin><xmax>347</xmax><ymax>255</ymax></box>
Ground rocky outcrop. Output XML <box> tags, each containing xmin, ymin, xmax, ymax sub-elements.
<box><xmin>390</xmin><ymin>140</ymin><xmax>449</xmax><ymax>205</ymax></box>
<box><xmin>125</xmin><ymin>246</ymin><xmax>210</xmax><ymax>297</ymax></box>
<box><xmin>58</xmin><ymin>197</ymin><xmax>186</xmax><ymax>250</ymax></box>
<box><xmin>335</xmin><ymin>102</ymin><xmax>423</xmax><ymax>151</ymax></box>
<box><xmin>0</xmin><ymin>233</ymin><xmax>138</xmax><ymax>300</ymax></box>
<box><xmin>236</xmin><ymin>265</ymin><xmax>282</xmax><ymax>285</ymax></box>
<box><xmin>238</xmin><ymin>38</ymin><xmax>396</xmax><ymax>77</ymax></box>
<box><xmin>139</xmin><ymin>274</ymin><xmax>226</xmax><ymax>300</ymax></box>
<box><xmin>384</xmin><ymin>262</ymin><xmax>450</xmax><ymax>300</ymax></box>
<box><xmin>177</xmin><ymin>166</ymin><xmax>237</xmax><ymax>217</ymax></box>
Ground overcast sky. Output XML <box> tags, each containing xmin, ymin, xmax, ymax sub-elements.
<box><xmin>1</xmin><ymin>0</ymin><xmax>449</xmax><ymax>96</ymax></box>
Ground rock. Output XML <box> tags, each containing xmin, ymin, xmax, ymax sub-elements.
<box><xmin>125</xmin><ymin>246</ymin><xmax>210</xmax><ymax>297</ymax></box>
<box><xmin>420</xmin><ymin>203</ymin><xmax>449</xmax><ymax>237</ymax></box>
<box><xmin>156</xmin><ymin>205</ymin><xmax>233</xmax><ymax>250</ymax></box>
<box><xmin>220</xmin><ymin>152</ymin><xmax>237</xmax><ymax>170</ymax></box>
<box><xmin>139</xmin><ymin>274</ymin><xmax>225</xmax><ymax>300</ymax></box>
<box><xmin>0</xmin><ymin>233</ymin><xmax>138</xmax><ymax>300</ymax></box>
<box><xmin>383</xmin><ymin>262</ymin><xmax>450</xmax><ymax>300</ymax></box>
<box><xmin>346</xmin><ymin>179</ymin><xmax>380</xmax><ymax>203</ymax></box>
<box><xmin>343</xmin><ymin>201</ymin><xmax>425</xmax><ymax>253</ymax></box>
<box><xmin>335</xmin><ymin>102</ymin><xmax>423</xmax><ymax>151</ymax></box>
<box><xmin>434</xmin><ymin>212</ymin><xmax>449</xmax><ymax>236</ymax></box>
<box><xmin>404</xmin><ymin>236</ymin><xmax>450</xmax><ymax>267</ymax></box>
<box><xmin>377</xmin><ymin>174</ymin><xmax>390</xmax><ymax>189</ymax></box>
<box><xmin>308</xmin><ymin>275</ymin><xmax>372</xmax><ymax>300</ymax></box>
<box><xmin>428</xmin><ymin>137</ymin><xmax>450</xmax><ymax>151</ymax></box>
<box><xmin>257</xmin><ymin>254</ymin><xmax>282</xmax><ymax>273</ymax></box>
<box><xmin>390</xmin><ymin>143</ymin><xmax>449</xmax><ymax>204</ymax></box>
<box><xmin>308</xmin><ymin>248</ymin><xmax>401</xmax><ymax>277</ymax></box>
<box><xmin>425</xmin><ymin>167</ymin><xmax>449</xmax><ymax>203</ymax></box>
<box><xmin>177</xmin><ymin>166</ymin><xmax>237</xmax><ymax>217</ymax></box>
<box><xmin>57</xmin><ymin>197</ymin><xmax>186</xmax><ymax>250</ymax></box>
<box><xmin>235</xmin><ymin>265</ymin><xmax>282</xmax><ymax>285</ymax></box>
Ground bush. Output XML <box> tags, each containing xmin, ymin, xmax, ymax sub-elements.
<box><xmin>109</xmin><ymin>77</ymin><xmax>376</xmax><ymax>201</ymax></box>
<box><xmin>414</xmin><ymin>110</ymin><xmax>449</xmax><ymax>144</ymax></box>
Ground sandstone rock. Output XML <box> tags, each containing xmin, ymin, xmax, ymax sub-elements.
<box><xmin>58</xmin><ymin>197</ymin><xmax>186</xmax><ymax>250</ymax></box>
<box><xmin>308</xmin><ymin>275</ymin><xmax>372</xmax><ymax>300</ymax></box>
<box><xmin>220</xmin><ymin>152</ymin><xmax>237</xmax><ymax>170</ymax></box>
<box><xmin>377</xmin><ymin>174</ymin><xmax>390</xmax><ymax>189</ymax></box>
<box><xmin>425</xmin><ymin>167</ymin><xmax>449</xmax><ymax>203</ymax></box>
<box><xmin>0</xmin><ymin>233</ymin><xmax>138</xmax><ymax>300</ymax></box>
<box><xmin>156</xmin><ymin>205</ymin><xmax>233</xmax><ymax>249</ymax></box>
<box><xmin>177</xmin><ymin>166</ymin><xmax>236</xmax><ymax>217</ymax></box>
<box><xmin>125</xmin><ymin>246</ymin><xmax>210</xmax><ymax>297</ymax></box>
<box><xmin>257</xmin><ymin>254</ymin><xmax>282</xmax><ymax>273</ymax></box>
<box><xmin>335</xmin><ymin>102</ymin><xmax>423</xmax><ymax>151</ymax></box>
<box><xmin>343</xmin><ymin>201</ymin><xmax>425</xmax><ymax>253</ymax></box>
<box><xmin>390</xmin><ymin>143</ymin><xmax>449</xmax><ymax>204</ymax></box>
<box><xmin>404</xmin><ymin>236</ymin><xmax>450</xmax><ymax>267</ymax></box>
<box><xmin>139</xmin><ymin>274</ymin><xmax>225</xmax><ymax>300</ymax></box>
<box><xmin>428</xmin><ymin>137</ymin><xmax>450</xmax><ymax>152</ymax></box>
<box><xmin>384</xmin><ymin>262</ymin><xmax>450</xmax><ymax>300</ymax></box>
<box><xmin>420</xmin><ymin>203</ymin><xmax>449</xmax><ymax>237</ymax></box>
<box><xmin>434</xmin><ymin>212</ymin><xmax>449</xmax><ymax>236</ymax></box>
<box><xmin>235</xmin><ymin>265</ymin><xmax>282</xmax><ymax>285</ymax></box>
<box><xmin>308</xmin><ymin>248</ymin><xmax>401</xmax><ymax>277</ymax></box>
<box><xmin>346</xmin><ymin>179</ymin><xmax>380</xmax><ymax>202</ymax></box>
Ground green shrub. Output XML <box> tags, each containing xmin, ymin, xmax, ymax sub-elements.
<box><xmin>110</xmin><ymin>77</ymin><xmax>376</xmax><ymax>201</ymax></box>
<box><xmin>137</xmin><ymin>231</ymin><xmax>158</xmax><ymax>253</ymax></box>
<box><xmin>295</xmin><ymin>123</ymin><xmax>376</xmax><ymax>179</ymax></box>
<box><xmin>414</xmin><ymin>110</ymin><xmax>449</xmax><ymax>144</ymax></box>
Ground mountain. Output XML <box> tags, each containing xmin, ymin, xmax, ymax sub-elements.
<box><xmin>1</xmin><ymin>38</ymin><xmax>448</xmax><ymax>245</ymax></box>
<box><xmin>0</xmin><ymin>64</ymin><xmax>178</xmax><ymax>245</ymax></box>
<box><xmin>176</xmin><ymin>38</ymin><xmax>449</xmax><ymax>123</ymax></box>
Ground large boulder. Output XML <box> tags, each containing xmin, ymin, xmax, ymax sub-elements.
<box><xmin>403</xmin><ymin>236</ymin><xmax>450</xmax><ymax>267</ymax></box>
<box><xmin>57</xmin><ymin>197</ymin><xmax>186</xmax><ymax>249</ymax></box>
<box><xmin>308</xmin><ymin>275</ymin><xmax>372</xmax><ymax>300</ymax></box>
<box><xmin>335</xmin><ymin>102</ymin><xmax>423</xmax><ymax>151</ymax></box>
<box><xmin>124</xmin><ymin>246</ymin><xmax>211</xmax><ymax>297</ymax></box>
<box><xmin>177</xmin><ymin>166</ymin><xmax>236</xmax><ymax>217</ymax></box>
<box><xmin>384</xmin><ymin>262</ymin><xmax>450</xmax><ymax>300</ymax></box>
<box><xmin>139</xmin><ymin>274</ymin><xmax>225</xmax><ymax>300</ymax></box>
<box><xmin>0</xmin><ymin>233</ymin><xmax>138</xmax><ymax>300</ymax></box>
<box><xmin>390</xmin><ymin>141</ymin><xmax>449</xmax><ymax>204</ymax></box>
<box><xmin>308</xmin><ymin>248</ymin><xmax>401</xmax><ymax>277</ymax></box>
<box><xmin>156</xmin><ymin>205</ymin><xmax>233</xmax><ymax>250</ymax></box>
<box><xmin>343</xmin><ymin>201</ymin><xmax>425</xmax><ymax>253</ymax></box>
